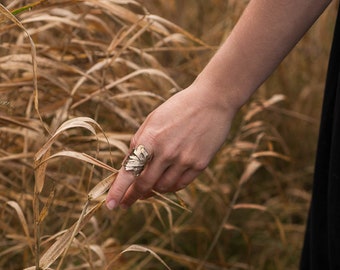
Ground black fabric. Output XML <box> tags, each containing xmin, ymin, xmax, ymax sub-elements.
<box><xmin>300</xmin><ymin>5</ymin><xmax>340</xmax><ymax>270</ymax></box>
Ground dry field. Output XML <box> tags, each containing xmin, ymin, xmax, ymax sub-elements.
<box><xmin>0</xmin><ymin>0</ymin><xmax>338</xmax><ymax>269</ymax></box>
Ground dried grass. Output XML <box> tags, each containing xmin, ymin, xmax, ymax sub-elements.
<box><xmin>0</xmin><ymin>0</ymin><xmax>337</xmax><ymax>269</ymax></box>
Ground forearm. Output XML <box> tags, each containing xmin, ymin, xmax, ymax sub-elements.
<box><xmin>195</xmin><ymin>0</ymin><xmax>332</xmax><ymax>111</ymax></box>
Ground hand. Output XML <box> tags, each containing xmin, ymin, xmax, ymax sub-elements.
<box><xmin>106</xmin><ymin>81</ymin><xmax>236</xmax><ymax>209</ymax></box>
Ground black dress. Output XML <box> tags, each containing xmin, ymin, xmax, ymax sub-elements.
<box><xmin>300</xmin><ymin>5</ymin><xmax>340</xmax><ymax>270</ymax></box>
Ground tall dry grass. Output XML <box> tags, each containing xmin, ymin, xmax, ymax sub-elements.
<box><xmin>0</xmin><ymin>0</ymin><xmax>337</xmax><ymax>269</ymax></box>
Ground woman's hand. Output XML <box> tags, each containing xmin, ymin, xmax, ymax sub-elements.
<box><xmin>106</xmin><ymin>81</ymin><xmax>236</xmax><ymax>209</ymax></box>
<box><xmin>105</xmin><ymin>0</ymin><xmax>332</xmax><ymax>210</ymax></box>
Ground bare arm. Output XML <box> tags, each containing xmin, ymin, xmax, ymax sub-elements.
<box><xmin>106</xmin><ymin>0</ymin><xmax>332</xmax><ymax>209</ymax></box>
<box><xmin>197</xmin><ymin>0</ymin><xmax>331</xmax><ymax>111</ymax></box>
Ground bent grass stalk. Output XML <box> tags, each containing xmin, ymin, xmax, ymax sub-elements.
<box><xmin>0</xmin><ymin>0</ymin><xmax>330</xmax><ymax>268</ymax></box>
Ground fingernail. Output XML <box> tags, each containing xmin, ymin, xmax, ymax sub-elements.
<box><xmin>106</xmin><ymin>200</ymin><xmax>116</xmax><ymax>210</ymax></box>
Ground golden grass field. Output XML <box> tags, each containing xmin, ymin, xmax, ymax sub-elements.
<box><xmin>0</xmin><ymin>0</ymin><xmax>338</xmax><ymax>269</ymax></box>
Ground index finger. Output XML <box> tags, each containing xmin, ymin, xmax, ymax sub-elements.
<box><xmin>106</xmin><ymin>168</ymin><xmax>135</xmax><ymax>210</ymax></box>
<box><xmin>105</xmin><ymin>143</ymin><xmax>153</xmax><ymax>209</ymax></box>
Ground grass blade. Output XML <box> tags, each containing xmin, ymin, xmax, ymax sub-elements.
<box><xmin>121</xmin><ymin>244</ymin><xmax>171</xmax><ymax>270</ymax></box>
<box><xmin>6</xmin><ymin>201</ymin><xmax>33</xmax><ymax>254</ymax></box>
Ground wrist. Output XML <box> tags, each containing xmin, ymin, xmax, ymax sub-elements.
<box><xmin>193</xmin><ymin>70</ymin><xmax>251</xmax><ymax>116</ymax></box>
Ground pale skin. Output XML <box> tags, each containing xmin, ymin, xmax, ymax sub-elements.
<box><xmin>106</xmin><ymin>0</ymin><xmax>332</xmax><ymax>210</ymax></box>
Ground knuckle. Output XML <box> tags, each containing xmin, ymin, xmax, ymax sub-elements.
<box><xmin>163</xmin><ymin>148</ymin><xmax>177</xmax><ymax>162</ymax></box>
<box><xmin>154</xmin><ymin>178</ymin><xmax>172</xmax><ymax>192</ymax></box>
<box><xmin>193</xmin><ymin>159</ymin><xmax>209</xmax><ymax>171</ymax></box>
<box><xmin>133</xmin><ymin>179</ymin><xmax>153</xmax><ymax>195</ymax></box>
<box><xmin>178</xmin><ymin>153</ymin><xmax>208</xmax><ymax>171</ymax></box>
<box><xmin>154</xmin><ymin>185</ymin><xmax>167</xmax><ymax>193</ymax></box>
<box><xmin>138</xmin><ymin>128</ymin><xmax>158</xmax><ymax>146</ymax></box>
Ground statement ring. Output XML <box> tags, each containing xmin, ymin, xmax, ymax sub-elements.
<box><xmin>123</xmin><ymin>145</ymin><xmax>151</xmax><ymax>177</ymax></box>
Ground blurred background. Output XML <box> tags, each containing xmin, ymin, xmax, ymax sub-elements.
<box><xmin>0</xmin><ymin>0</ymin><xmax>338</xmax><ymax>269</ymax></box>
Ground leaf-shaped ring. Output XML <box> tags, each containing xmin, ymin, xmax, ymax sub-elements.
<box><xmin>123</xmin><ymin>145</ymin><xmax>152</xmax><ymax>177</ymax></box>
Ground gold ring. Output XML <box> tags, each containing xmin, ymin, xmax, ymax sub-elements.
<box><xmin>123</xmin><ymin>145</ymin><xmax>151</xmax><ymax>176</ymax></box>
